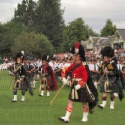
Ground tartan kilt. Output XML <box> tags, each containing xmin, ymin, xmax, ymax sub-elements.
<box><xmin>46</xmin><ymin>75</ymin><xmax>58</xmax><ymax>91</ymax></box>
<box><xmin>100</xmin><ymin>77</ymin><xmax>118</xmax><ymax>93</ymax></box>
<box><xmin>68</xmin><ymin>81</ymin><xmax>94</xmax><ymax>103</ymax></box>
<box><xmin>20</xmin><ymin>79</ymin><xmax>29</xmax><ymax>90</ymax></box>
<box><xmin>13</xmin><ymin>77</ymin><xmax>30</xmax><ymax>91</ymax></box>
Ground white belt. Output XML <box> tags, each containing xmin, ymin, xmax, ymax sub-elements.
<box><xmin>21</xmin><ymin>75</ymin><xmax>25</xmax><ymax>78</ymax></box>
<box><xmin>72</xmin><ymin>78</ymin><xmax>82</xmax><ymax>81</ymax></box>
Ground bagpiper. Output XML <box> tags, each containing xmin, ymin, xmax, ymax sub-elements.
<box><xmin>88</xmin><ymin>58</ymin><xmax>100</xmax><ymax>88</ymax></box>
<box><xmin>23</xmin><ymin>57</ymin><xmax>36</xmax><ymax>89</ymax></box>
<box><xmin>98</xmin><ymin>46</ymin><xmax>120</xmax><ymax>109</ymax></box>
<box><xmin>12</xmin><ymin>51</ymin><xmax>33</xmax><ymax>102</ymax></box>
<box><xmin>58</xmin><ymin>42</ymin><xmax>98</xmax><ymax>123</ymax></box>
<box><xmin>38</xmin><ymin>55</ymin><xmax>58</xmax><ymax>96</ymax></box>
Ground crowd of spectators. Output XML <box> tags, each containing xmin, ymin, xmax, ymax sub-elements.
<box><xmin>0</xmin><ymin>47</ymin><xmax>125</xmax><ymax>72</ymax></box>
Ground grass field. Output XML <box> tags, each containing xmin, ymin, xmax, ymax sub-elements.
<box><xmin>0</xmin><ymin>70</ymin><xmax>125</xmax><ymax>125</ymax></box>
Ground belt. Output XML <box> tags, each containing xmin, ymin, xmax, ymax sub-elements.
<box><xmin>21</xmin><ymin>75</ymin><xmax>25</xmax><ymax>78</ymax></box>
<box><xmin>72</xmin><ymin>78</ymin><xmax>82</xmax><ymax>81</ymax></box>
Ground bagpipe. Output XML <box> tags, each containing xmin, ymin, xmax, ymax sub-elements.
<box><xmin>13</xmin><ymin>63</ymin><xmax>22</xmax><ymax>74</ymax></box>
<box><xmin>85</xmin><ymin>64</ymin><xmax>99</xmax><ymax>114</ymax></box>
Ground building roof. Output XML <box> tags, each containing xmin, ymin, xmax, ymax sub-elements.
<box><xmin>100</xmin><ymin>39</ymin><xmax>111</xmax><ymax>46</ymax></box>
<box><xmin>117</xmin><ymin>29</ymin><xmax>125</xmax><ymax>40</ymax></box>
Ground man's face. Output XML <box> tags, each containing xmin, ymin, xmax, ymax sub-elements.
<box><xmin>93</xmin><ymin>60</ymin><xmax>96</xmax><ymax>64</ymax></box>
<box><xmin>17</xmin><ymin>57</ymin><xmax>22</xmax><ymax>63</ymax></box>
<box><xmin>103</xmin><ymin>56</ymin><xmax>110</xmax><ymax>62</ymax></box>
<box><xmin>25</xmin><ymin>59</ymin><xmax>29</xmax><ymax>64</ymax></box>
<box><xmin>42</xmin><ymin>60</ymin><xmax>47</xmax><ymax>66</ymax></box>
<box><xmin>73</xmin><ymin>54</ymin><xmax>81</xmax><ymax>62</ymax></box>
<box><xmin>117</xmin><ymin>61</ymin><xmax>120</xmax><ymax>64</ymax></box>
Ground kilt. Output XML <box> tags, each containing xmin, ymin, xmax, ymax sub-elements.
<box><xmin>69</xmin><ymin>81</ymin><xmax>94</xmax><ymax>103</ymax></box>
<box><xmin>100</xmin><ymin>76</ymin><xmax>118</xmax><ymax>93</ymax></box>
<box><xmin>13</xmin><ymin>77</ymin><xmax>30</xmax><ymax>91</ymax></box>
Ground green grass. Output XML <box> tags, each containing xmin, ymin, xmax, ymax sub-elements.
<box><xmin>0</xmin><ymin>70</ymin><xmax>125</xmax><ymax>125</ymax></box>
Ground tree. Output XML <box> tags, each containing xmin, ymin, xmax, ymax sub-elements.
<box><xmin>0</xmin><ymin>20</ymin><xmax>28</xmax><ymax>56</ymax></box>
<box><xmin>60</xmin><ymin>18</ymin><xmax>88</xmax><ymax>52</ymax></box>
<box><xmin>14</xmin><ymin>0</ymin><xmax>64</xmax><ymax>51</ymax></box>
<box><xmin>36</xmin><ymin>0</ymin><xmax>64</xmax><ymax>48</ymax></box>
<box><xmin>14</xmin><ymin>0</ymin><xmax>37</xmax><ymax>29</ymax></box>
<box><xmin>85</xmin><ymin>25</ymin><xmax>99</xmax><ymax>38</ymax></box>
<box><xmin>11</xmin><ymin>32</ymin><xmax>54</xmax><ymax>57</ymax></box>
<box><xmin>0</xmin><ymin>23</ymin><xmax>9</xmax><ymax>56</ymax></box>
<box><xmin>68</xmin><ymin>18</ymin><xmax>87</xmax><ymax>41</ymax></box>
<box><xmin>100</xmin><ymin>19</ymin><xmax>116</xmax><ymax>37</ymax></box>
<box><xmin>60</xmin><ymin>18</ymin><xmax>99</xmax><ymax>52</ymax></box>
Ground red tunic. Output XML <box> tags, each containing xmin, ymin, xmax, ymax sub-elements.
<box><xmin>61</xmin><ymin>63</ymin><xmax>88</xmax><ymax>87</ymax></box>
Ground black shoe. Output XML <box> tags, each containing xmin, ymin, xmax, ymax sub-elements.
<box><xmin>12</xmin><ymin>100</ymin><xmax>17</xmax><ymax>102</ymax></box>
<box><xmin>97</xmin><ymin>104</ymin><xmax>103</xmax><ymax>109</ymax></box>
<box><xmin>89</xmin><ymin>109</ymin><xmax>94</xmax><ymax>114</ymax></box>
<box><xmin>58</xmin><ymin>117</ymin><xmax>69</xmax><ymax>123</ymax></box>
<box><xmin>38</xmin><ymin>95</ymin><xmax>43</xmax><ymax>97</ymax></box>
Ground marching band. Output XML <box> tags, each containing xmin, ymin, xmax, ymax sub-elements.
<box><xmin>0</xmin><ymin>43</ymin><xmax>125</xmax><ymax>124</ymax></box>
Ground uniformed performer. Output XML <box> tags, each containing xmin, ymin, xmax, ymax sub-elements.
<box><xmin>113</xmin><ymin>59</ymin><xmax>124</xmax><ymax>97</ymax></box>
<box><xmin>122</xmin><ymin>64</ymin><xmax>125</xmax><ymax>88</ymax></box>
<box><xmin>25</xmin><ymin>58</ymin><xmax>36</xmax><ymax>89</ymax></box>
<box><xmin>38</xmin><ymin>55</ymin><xmax>58</xmax><ymax>96</ymax></box>
<box><xmin>12</xmin><ymin>52</ymin><xmax>33</xmax><ymax>102</ymax></box>
<box><xmin>32</xmin><ymin>59</ymin><xmax>39</xmax><ymax>89</ymax></box>
<box><xmin>88</xmin><ymin>59</ymin><xmax>100</xmax><ymax>88</ymax></box>
<box><xmin>58</xmin><ymin>42</ymin><xmax>98</xmax><ymax>123</ymax></box>
<box><xmin>98</xmin><ymin>46</ymin><xmax>119</xmax><ymax>109</ymax></box>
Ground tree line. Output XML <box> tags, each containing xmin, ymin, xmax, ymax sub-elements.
<box><xmin>0</xmin><ymin>0</ymin><xmax>116</xmax><ymax>58</ymax></box>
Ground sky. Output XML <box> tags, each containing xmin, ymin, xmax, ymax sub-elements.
<box><xmin>0</xmin><ymin>0</ymin><xmax>125</xmax><ymax>33</ymax></box>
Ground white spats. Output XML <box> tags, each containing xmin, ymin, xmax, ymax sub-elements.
<box><xmin>59</xmin><ymin>111</ymin><xmax>71</xmax><ymax>123</ymax></box>
<box><xmin>81</xmin><ymin>112</ymin><xmax>88</xmax><ymax>122</ymax></box>
<box><xmin>110</xmin><ymin>101</ymin><xmax>115</xmax><ymax>109</ymax></box>
<box><xmin>98</xmin><ymin>101</ymin><xmax>107</xmax><ymax>109</ymax></box>
<box><xmin>12</xmin><ymin>95</ymin><xmax>17</xmax><ymax>102</ymax></box>
<box><xmin>21</xmin><ymin>96</ymin><xmax>25</xmax><ymax>102</ymax></box>
<box><xmin>47</xmin><ymin>91</ymin><xmax>50</xmax><ymax>96</ymax></box>
<box><xmin>39</xmin><ymin>90</ymin><xmax>44</xmax><ymax>96</ymax></box>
